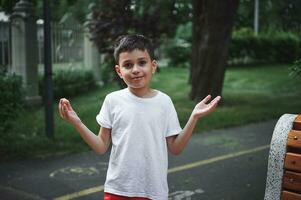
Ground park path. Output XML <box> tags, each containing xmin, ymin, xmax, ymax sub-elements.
<box><xmin>0</xmin><ymin>119</ymin><xmax>277</xmax><ymax>200</ymax></box>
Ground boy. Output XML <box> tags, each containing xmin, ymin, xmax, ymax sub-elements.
<box><xmin>58</xmin><ymin>34</ymin><xmax>221</xmax><ymax>200</ymax></box>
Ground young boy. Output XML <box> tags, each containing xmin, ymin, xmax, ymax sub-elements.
<box><xmin>58</xmin><ymin>34</ymin><xmax>221</xmax><ymax>200</ymax></box>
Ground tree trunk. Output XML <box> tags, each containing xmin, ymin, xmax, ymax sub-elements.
<box><xmin>190</xmin><ymin>0</ymin><xmax>239</xmax><ymax>101</ymax></box>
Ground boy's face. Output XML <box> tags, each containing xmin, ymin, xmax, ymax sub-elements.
<box><xmin>115</xmin><ymin>49</ymin><xmax>157</xmax><ymax>90</ymax></box>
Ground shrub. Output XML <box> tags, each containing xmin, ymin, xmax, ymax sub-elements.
<box><xmin>0</xmin><ymin>73</ymin><xmax>24</xmax><ymax>135</ymax></box>
<box><xmin>230</xmin><ymin>29</ymin><xmax>300</xmax><ymax>64</ymax></box>
<box><xmin>100</xmin><ymin>57</ymin><xmax>116</xmax><ymax>84</ymax></box>
<box><xmin>164</xmin><ymin>22</ymin><xmax>192</xmax><ymax>68</ymax></box>
<box><xmin>165</xmin><ymin>39</ymin><xmax>191</xmax><ymax>68</ymax></box>
<box><xmin>290</xmin><ymin>59</ymin><xmax>301</xmax><ymax>78</ymax></box>
<box><xmin>39</xmin><ymin>69</ymin><xmax>96</xmax><ymax>99</ymax></box>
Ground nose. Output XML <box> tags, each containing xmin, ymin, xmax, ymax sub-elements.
<box><xmin>132</xmin><ymin>64</ymin><xmax>140</xmax><ymax>74</ymax></box>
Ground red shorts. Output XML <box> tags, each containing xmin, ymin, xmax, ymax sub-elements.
<box><xmin>104</xmin><ymin>192</ymin><xmax>150</xmax><ymax>200</ymax></box>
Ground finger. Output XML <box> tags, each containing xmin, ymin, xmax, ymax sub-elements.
<box><xmin>58</xmin><ymin>99</ymin><xmax>66</xmax><ymax>119</ymax></box>
<box><xmin>209</xmin><ymin>96</ymin><xmax>221</xmax><ymax>108</ymax></box>
<box><xmin>62</xmin><ymin>99</ymin><xmax>73</xmax><ymax>112</ymax></box>
<box><xmin>65</xmin><ymin>100</ymin><xmax>73</xmax><ymax>111</ymax></box>
<box><xmin>58</xmin><ymin>100</ymin><xmax>63</xmax><ymax>118</ymax></box>
<box><xmin>61</xmin><ymin>100</ymin><xmax>69</xmax><ymax>119</ymax></box>
<box><xmin>200</xmin><ymin>95</ymin><xmax>211</xmax><ymax>104</ymax></box>
<box><xmin>211</xmin><ymin>96</ymin><xmax>221</xmax><ymax>105</ymax></box>
<box><xmin>62</xmin><ymin>104</ymin><xmax>69</xmax><ymax>119</ymax></box>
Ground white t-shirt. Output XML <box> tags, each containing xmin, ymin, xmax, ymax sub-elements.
<box><xmin>96</xmin><ymin>88</ymin><xmax>182</xmax><ymax>200</ymax></box>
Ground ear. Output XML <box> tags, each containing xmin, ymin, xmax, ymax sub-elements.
<box><xmin>115</xmin><ymin>65</ymin><xmax>123</xmax><ymax>79</ymax></box>
<box><xmin>151</xmin><ymin>60</ymin><xmax>157</xmax><ymax>74</ymax></box>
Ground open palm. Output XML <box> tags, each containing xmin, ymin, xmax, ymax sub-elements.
<box><xmin>192</xmin><ymin>95</ymin><xmax>221</xmax><ymax>119</ymax></box>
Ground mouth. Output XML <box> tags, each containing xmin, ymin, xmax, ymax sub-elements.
<box><xmin>132</xmin><ymin>76</ymin><xmax>143</xmax><ymax>80</ymax></box>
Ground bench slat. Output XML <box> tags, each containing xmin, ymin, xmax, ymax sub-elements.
<box><xmin>282</xmin><ymin>190</ymin><xmax>301</xmax><ymax>200</ymax></box>
<box><xmin>283</xmin><ymin>171</ymin><xmax>301</xmax><ymax>192</ymax></box>
<box><xmin>287</xmin><ymin>130</ymin><xmax>301</xmax><ymax>148</ymax></box>
<box><xmin>285</xmin><ymin>153</ymin><xmax>301</xmax><ymax>172</ymax></box>
<box><xmin>294</xmin><ymin>115</ymin><xmax>301</xmax><ymax>131</ymax></box>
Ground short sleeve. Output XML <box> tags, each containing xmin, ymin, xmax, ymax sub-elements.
<box><xmin>96</xmin><ymin>95</ymin><xmax>112</xmax><ymax>129</ymax></box>
<box><xmin>165</xmin><ymin>99</ymin><xmax>182</xmax><ymax>137</ymax></box>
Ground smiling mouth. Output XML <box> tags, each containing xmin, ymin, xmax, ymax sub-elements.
<box><xmin>132</xmin><ymin>76</ymin><xmax>143</xmax><ymax>80</ymax></box>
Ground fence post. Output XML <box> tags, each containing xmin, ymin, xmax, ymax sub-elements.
<box><xmin>10</xmin><ymin>0</ymin><xmax>41</xmax><ymax>105</ymax></box>
<box><xmin>84</xmin><ymin>3</ymin><xmax>103</xmax><ymax>86</ymax></box>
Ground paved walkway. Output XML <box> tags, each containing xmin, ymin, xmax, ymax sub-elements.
<box><xmin>0</xmin><ymin>119</ymin><xmax>278</xmax><ymax>200</ymax></box>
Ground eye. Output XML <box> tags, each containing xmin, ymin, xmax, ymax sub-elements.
<box><xmin>138</xmin><ymin>60</ymin><xmax>147</xmax><ymax>66</ymax></box>
<box><xmin>123</xmin><ymin>63</ymin><xmax>133</xmax><ymax>69</ymax></box>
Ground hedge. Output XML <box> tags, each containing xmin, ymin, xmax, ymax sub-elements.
<box><xmin>165</xmin><ymin>28</ymin><xmax>301</xmax><ymax>67</ymax></box>
<box><xmin>0</xmin><ymin>73</ymin><xmax>24</xmax><ymax>134</ymax></box>
<box><xmin>229</xmin><ymin>30</ymin><xmax>300</xmax><ymax>63</ymax></box>
<box><xmin>39</xmin><ymin>69</ymin><xmax>96</xmax><ymax>100</ymax></box>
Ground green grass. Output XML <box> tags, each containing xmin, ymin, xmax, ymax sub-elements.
<box><xmin>1</xmin><ymin>64</ymin><xmax>301</xmax><ymax>160</ymax></box>
<box><xmin>152</xmin><ymin>64</ymin><xmax>301</xmax><ymax>132</ymax></box>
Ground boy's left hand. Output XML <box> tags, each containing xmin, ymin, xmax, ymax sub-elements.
<box><xmin>191</xmin><ymin>95</ymin><xmax>221</xmax><ymax>120</ymax></box>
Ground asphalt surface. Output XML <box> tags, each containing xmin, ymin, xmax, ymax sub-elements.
<box><xmin>0</xmin><ymin>119</ymin><xmax>278</xmax><ymax>200</ymax></box>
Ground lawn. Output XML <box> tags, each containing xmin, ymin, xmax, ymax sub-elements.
<box><xmin>1</xmin><ymin>64</ymin><xmax>301</xmax><ymax>160</ymax></box>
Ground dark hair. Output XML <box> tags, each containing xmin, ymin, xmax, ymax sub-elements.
<box><xmin>113</xmin><ymin>34</ymin><xmax>155</xmax><ymax>64</ymax></box>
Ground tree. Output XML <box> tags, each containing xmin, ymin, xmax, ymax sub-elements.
<box><xmin>1</xmin><ymin>0</ymin><xmax>84</xmax><ymax>22</ymax></box>
<box><xmin>267</xmin><ymin>0</ymin><xmax>301</xmax><ymax>32</ymax></box>
<box><xmin>88</xmin><ymin>0</ymin><xmax>190</xmax><ymax>53</ymax></box>
<box><xmin>190</xmin><ymin>0</ymin><xmax>239</xmax><ymax>101</ymax></box>
<box><xmin>0</xmin><ymin>0</ymin><xmax>20</xmax><ymax>13</ymax></box>
<box><xmin>88</xmin><ymin>0</ymin><xmax>192</xmax><ymax>86</ymax></box>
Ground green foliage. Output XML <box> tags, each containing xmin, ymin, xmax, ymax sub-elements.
<box><xmin>229</xmin><ymin>30</ymin><xmax>301</xmax><ymax>63</ymax></box>
<box><xmin>234</xmin><ymin>0</ymin><xmax>301</xmax><ymax>32</ymax></box>
<box><xmin>165</xmin><ymin>39</ymin><xmax>191</xmax><ymax>68</ymax></box>
<box><xmin>164</xmin><ymin>22</ymin><xmax>192</xmax><ymax>68</ymax></box>
<box><xmin>0</xmin><ymin>0</ymin><xmax>22</xmax><ymax>13</ymax></box>
<box><xmin>70</xmin><ymin>0</ymin><xmax>98</xmax><ymax>23</ymax></box>
<box><xmin>38</xmin><ymin>69</ymin><xmax>96</xmax><ymax>100</ymax></box>
<box><xmin>164</xmin><ymin>26</ymin><xmax>300</xmax><ymax>66</ymax></box>
<box><xmin>100</xmin><ymin>56</ymin><xmax>116</xmax><ymax>84</ymax></box>
<box><xmin>88</xmin><ymin>0</ymin><xmax>192</xmax><ymax>54</ymax></box>
<box><xmin>267</xmin><ymin>0</ymin><xmax>301</xmax><ymax>32</ymax></box>
<box><xmin>290</xmin><ymin>59</ymin><xmax>301</xmax><ymax>78</ymax></box>
<box><xmin>0</xmin><ymin>73</ymin><xmax>24</xmax><ymax>135</ymax></box>
<box><xmin>2</xmin><ymin>0</ymin><xmax>92</xmax><ymax>22</ymax></box>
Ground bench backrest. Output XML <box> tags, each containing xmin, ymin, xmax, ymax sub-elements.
<box><xmin>264</xmin><ymin>114</ymin><xmax>301</xmax><ymax>200</ymax></box>
<box><xmin>281</xmin><ymin>115</ymin><xmax>301</xmax><ymax>200</ymax></box>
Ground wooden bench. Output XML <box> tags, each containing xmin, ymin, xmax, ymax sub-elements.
<box><xmin>265</xmin><ymin>114</ymin><xmax>301</xmax><ymax>200</ymax></box>
<box><xmin>282</xmin><ymin>115</ymin><xmax>301</xmax><ymax>200</ymax></box>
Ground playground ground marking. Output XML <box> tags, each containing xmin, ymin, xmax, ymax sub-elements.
<box><xmin>53</xmin><ymin>144</ymin><xmax>269</xmax><ymax>200</ymax></box>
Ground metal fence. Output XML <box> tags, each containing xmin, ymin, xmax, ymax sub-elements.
<box><xmin>37</xmin><ymin>22</ymin><xmax>84</xmax><ymax>64</ymax></box>
<box><xmin>0</xmin><ymin>20</ymin><xmax>84</xmax><ymax>69</ymax></box>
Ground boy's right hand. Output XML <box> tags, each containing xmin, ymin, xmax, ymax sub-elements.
<box><xmin>58</xmin><ymin>98</ymin><xmax>81</xmax><ymax>125</ymax></box>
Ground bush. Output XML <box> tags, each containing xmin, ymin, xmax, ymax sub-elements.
<box><xmin>290</xmin><ymin>59</ymin><xmax>301</xmax><ymax>78</ymax></box>
<box><xmin>100</xmin><ymin>56</ymin><xmax>116</xmax><ymax>84</ymax></box>
<box><xmin>39</xmin><ymin>69</ymin><xmax>96</xmax><ymax>99</ymax></box>
<box><xmin>230</xmin><ymin>29</ymin><xmax>301</xmax><ymax>64</ymax></box>
<box><xmin>165</xmin><ymin>39</ymin><xmax>191</xmax><ymax>68</ymax></box>
<box><xmin>164</xmin><ymin>22</ymin><xmax>192</xmax><ymax>68</ymax></box>
<box><xmin>0</xmin><ymin>73</ymin><xmax>24</xmax><ymax>135</ymax></box>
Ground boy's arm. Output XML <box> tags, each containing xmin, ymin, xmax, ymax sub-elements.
<box><xmin>59</xmin><ymin>98</ymin><xmax>111</xmax><ymax>154</ymax></box>
<box><xmin>74</xmin><ymin>123</ymin><xmax>111</xmax><ymax>154</ymax></box>
<box><xmin>166</xmin><ymin>95</ymin><xmax>221</xmax><ymax>155</ymax></box>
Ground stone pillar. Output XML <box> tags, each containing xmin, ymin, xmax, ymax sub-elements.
<box><xmin>10</xmin><ymin>0</ymin><xmax>41</xmax><ymax>104</ymax></box>
<box><xmin>84</xmin><ymin>3</ymin><xmax>103</xmax><ymax>86</ymax></box>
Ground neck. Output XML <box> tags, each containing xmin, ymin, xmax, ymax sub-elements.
<box><xmin>128</xmin><ymin>87</ymin><xmax>154</xmax><ymax>98</ymax></box>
